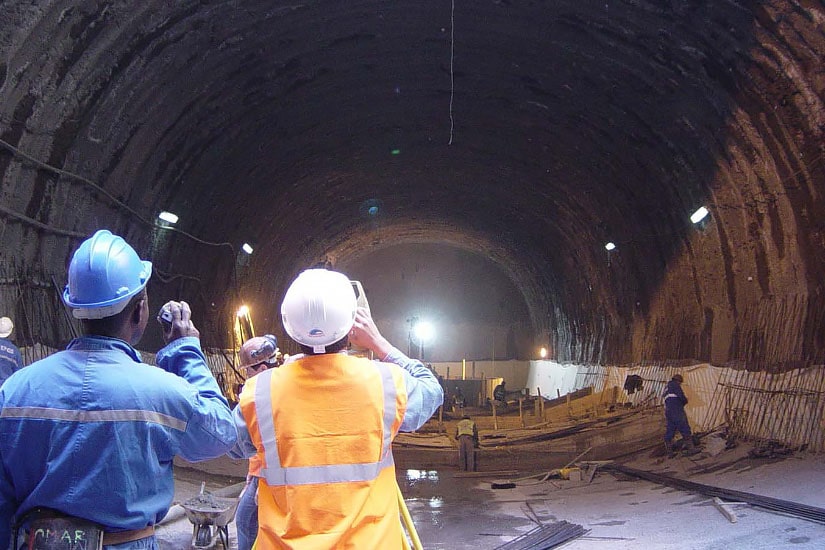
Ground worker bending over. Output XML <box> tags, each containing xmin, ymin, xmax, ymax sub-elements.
<box><xmin>0</xmin><ymin>229</ymin><xmax>237</xmax><ymax>549</ymax></box>
<box><xmin>455</xmin><ymin>415</ymin><xmax>479</xmax><ymax>471</ymax></box>
<box><xmin>230</xmin><ymin>268</ymin><xmax>443</xmax><ymax>548</ymax></box>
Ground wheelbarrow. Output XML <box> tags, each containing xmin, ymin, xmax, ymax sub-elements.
<box><xmin>181</xmin><ymin>484</ymin><xmax>240</xmax><ymax>549</ymax></box>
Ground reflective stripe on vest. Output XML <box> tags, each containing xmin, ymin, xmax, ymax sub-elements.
<box><xmin>253</xmin><ymin>362</ymin><xmax>399</xmax><ymax>486</ymax></box>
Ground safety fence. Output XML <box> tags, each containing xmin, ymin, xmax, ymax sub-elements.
<box><xmin>526</xmin><ymin>360</ymin><xmax>825</xmax><ymax>453</ymax></box>
<box><xmin>10</xmin><ymin>339</ymin><xmax>825</xmax><ymax>452</ymax></box>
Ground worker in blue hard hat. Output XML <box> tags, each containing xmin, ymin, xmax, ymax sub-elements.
<box><xmin>0</xmin><ymin>229</ymin><xmax>237</xmax><ymax>549</ymax></box>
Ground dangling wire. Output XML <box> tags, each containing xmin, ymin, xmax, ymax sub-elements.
<box><xmin>448</xmin><ymin>0</ymin><xmax>455</xmax><ymax>145</ymax></box>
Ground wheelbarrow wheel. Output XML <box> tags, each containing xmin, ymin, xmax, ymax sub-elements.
<box><xmin>195</xmin><ymin>524</ymin><xmax>212</xmax><ymax>547</ymax></box>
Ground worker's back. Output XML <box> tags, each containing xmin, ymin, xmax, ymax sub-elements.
<box><xmin>456</xmin><ymin>418</ymin><xmax>476</xmax><ymax>437</ymax></box>
<box><xmin>0</xmin><ymin>340</ymin><xmax>235</xmax><ymax>537</ymax></box>
<box><xmin>238</xmin><ymin>352</ymin><xmax>408</xmax><ymax>548</ymax></box>
<box><xmin>493</xmin><ymin>383</ymin><xmax>506</xmax><ymax>402</ymax></box>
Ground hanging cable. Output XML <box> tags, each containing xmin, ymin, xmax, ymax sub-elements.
<box><xmin>448</xmin><ymin>0</ymin><xmax>455</xmax><ymax>145</ymax></box>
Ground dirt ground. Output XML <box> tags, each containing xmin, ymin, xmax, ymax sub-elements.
<box><xmin>163</xmin><ymin>437</ymin><xmax>825</xmax><ymax>549</ymax></box>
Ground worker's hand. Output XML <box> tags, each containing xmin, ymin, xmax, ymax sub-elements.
<box><xmin>350</xmin><ymin>307</ymin><xmax>393</xmax><ymax>359</ymax></box>
<box><xmin>158</xmin><ymin>300</ymin><xmax>200</xmax><ymax>344</ymax></box>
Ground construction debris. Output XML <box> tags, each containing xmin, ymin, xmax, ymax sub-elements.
<box><xmin>748</xmin><ymin>439</ymin><xmax>798</xmax><ymax>458</ymax></box>
<box><xmin>493</xmin><ymin>520</ymin><xmax>588</xmax><ymax>549</ymax></box>
<box><xmin>712</xmin><ymin>497</ymin><xmax>738</xmax><ymax>523</ymax></box>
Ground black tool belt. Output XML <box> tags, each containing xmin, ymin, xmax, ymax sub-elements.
<box><xmin>15</xmin><ymin>508</ymin><xmax>104</xmax><ymax>550</ymax></box>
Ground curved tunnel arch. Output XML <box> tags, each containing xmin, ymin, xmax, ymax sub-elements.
<box><xmin>1</xmin><ymin>1</ymin><xmax>824</xmax><ymax>368</ymax></box>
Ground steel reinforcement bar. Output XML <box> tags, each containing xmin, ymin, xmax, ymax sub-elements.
<box><xmin>605</xmin><ymin>463</ymin><xmax>825</xmax><ymax>524</ymax></box>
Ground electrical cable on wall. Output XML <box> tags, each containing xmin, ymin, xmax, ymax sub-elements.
<box><xmin>0</xmin><ymin>136</ymin><xmax>243</xmax><ymax>322</ymax></box>
<box><xmin>0</xmin><ymin>137</ymin><xmax>235</xmax><ymax>252</ymax></box>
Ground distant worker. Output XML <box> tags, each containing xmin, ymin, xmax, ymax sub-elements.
<box><xmin>0</xmin><ymin>316</ymin><xmax>23</xmax><ymax>387</ymax></box>
<box><xmin>230</xmin><ymin>268</ymin><xmax>443</xmax><ymax>547</ymax></box>
<box><xmin>452</xmin><ymin>386</ymin><xmax>465</xmax><ymax>414</ymax></box>
<box><xmin>455</xmin><ymin>415</ymin><xmax>479</xmax><ymax>471</ymax></box>
<box><xmin>663</xmin><ymin>373</ymin><xmax>699</xmax><ymax>457</ymax></box>
<box><xmin>493</xmin><ymin>379</ymin><xmax>506</xmax><ymax>404</ymax></box>
<box><xmin>235</xmin><ymin>334</ymin><xmax>280</xmax><ymax>550</ymax></box>
<box><xmin>0</xmin><ymin>229</ymin><xmax>237</xmax><ymax>549</ymax></box>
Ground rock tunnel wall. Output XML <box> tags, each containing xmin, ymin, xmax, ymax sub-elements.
<box><xmin>0</xmin><ymin>1</ymin><xmax>823</xmax><ymax>371</ymax></box>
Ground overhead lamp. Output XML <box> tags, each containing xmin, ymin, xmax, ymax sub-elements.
<box><xmin>690</xmin><ymin>206</ymin><xmax>709</xmax><ymax>224</ymax></box>
<box><xmin>242</xmin><ymin>243</ymin><xmax>254</xmax><ymax>254</ymax></box>
<box><xmin>605</xmin><ymin>242</ymin><xmax>616</xmax><ymax>251</ymax></box>
<box><xmin>158</xmin><ymin>211</ymin><xmax>179</xmax><ymax>224</ymax></box>
<box><xmin>413</xmin><ymin>320</ymin><xmax>435</xmax><ymax>344</ymax></box>
<box><xmin>237</xmin><ymin>305</ymin><xmax>249</xmax><ymax>317</ymax></box>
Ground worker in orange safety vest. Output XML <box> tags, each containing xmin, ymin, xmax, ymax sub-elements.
<box><xmin>229</xmin><ymin>268</ymin><xmax>443</xmax><ymax>548</ymax></box>
<box><xmin>235</xmin><ymin>334</ymin><xmax>281</xmax><ymax>550</ymax></box>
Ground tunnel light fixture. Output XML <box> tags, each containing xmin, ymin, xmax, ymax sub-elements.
<box><xmin>690</xmin><ymin>206</ymin><xmax>709</xmax><ymax>224</ymax></box>
<box><xmin>414</xmin><ymin>320</ymin><xmax>435</xmax><ymax>344</ymax></box>
<box><xmin>242</xmin><ymin>243</ymin><xmax>254</xmax><ymax>254</ymax></box>
<box><xmin>605</xmin><ymin>242</ymin><xmax>616</xmax><ymax>251</ymax></box>
<box><xmin>237</xmin><ymin>305</ymin><xmax>249</xmax><ymax>317</ymax></box>
<box><xmin>158</xmin><ymin>211</ymin><xmax>179</xmax><ymax>225</ymax></box>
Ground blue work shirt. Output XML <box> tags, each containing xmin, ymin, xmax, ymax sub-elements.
<box><xmin>663</xmin><ymin>379</ymin><xmax>688</xmax><ymax>412</ymax></box>
<box><xmin>0</xmin><ymin>337</ymin><xmax>23</xmax><ymax>388</ymax></box>
<box><xmin>0</xmin><ymin>335</ymin><xmax>238</xmax><ymax>547</ymax></box>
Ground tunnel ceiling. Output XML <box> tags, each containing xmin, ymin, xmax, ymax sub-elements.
<box><xmin>1</xmin><ymin>1</ymin><xmax>824</xmax><ymax>368</ymax></box>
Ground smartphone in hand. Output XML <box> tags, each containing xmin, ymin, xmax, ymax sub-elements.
<box><xmin>158</xmin><ymin>306</ymin><xmax>172</xmax><ymax>329</ymax></box>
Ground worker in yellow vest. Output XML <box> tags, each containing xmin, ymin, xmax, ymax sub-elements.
<box><xmin>455</xmin><ymin>415</ymin><xmax>479</xmax><ymax>471</ymax></box>
<box><xmin>229</xmin><ymin>268</ymin><xmax>443</xmax><ymax>549</ymax></box>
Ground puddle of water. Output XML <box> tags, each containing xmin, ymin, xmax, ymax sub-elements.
<box><xmin>398</xmin><ymin>469</ymin><xmax>531</xmax><ymax>549</ymax></box>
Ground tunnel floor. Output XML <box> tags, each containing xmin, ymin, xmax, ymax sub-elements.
<box><xmin>164</xmin><ymin>444</ymin><xmax>825</xmax><ymax>549</ymax></box>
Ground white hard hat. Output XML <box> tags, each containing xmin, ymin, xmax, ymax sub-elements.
<box><xmin>281</xmin><ymin>269</ymin><xmax>357</xmax><ymax>353</ymax></box>
<box><xmin>0</xmin><ymin>317</ymin><xmax>13</xmax><ymax>338</ymax></box>
<box><xmin>239</xmin><ymin>335</ymin><xmax>279</xmax><ymax>369</ymax></box>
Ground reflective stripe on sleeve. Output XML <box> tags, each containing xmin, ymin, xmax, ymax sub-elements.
<box><xmin>379</xmin><ymin>364</ymin><xmax>398</xmax><ymax>459</ymax></box>
<box><xmin>257</xmin><ymin>362</ymin><xmax>399</xmax><ymax>487</ymax></box>
<box><xmin>0</xmin><ymin>406</ymin><xmax>187</xmax><ymax>431</ymax></box>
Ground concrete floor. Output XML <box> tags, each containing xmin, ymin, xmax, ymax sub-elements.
<box><xmin>162</xmin><ymin>443</ymin><xmax>825</xmax><ymax>549</ymax></box>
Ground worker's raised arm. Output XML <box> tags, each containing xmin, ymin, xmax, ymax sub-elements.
<box><xmin>155</xmin><ymin>302</ymin><xmax>237</xmax><ymax>461</ymax></box>
<box><xmin>350</xmin><ymin>308</ymin><xmax>443</xmax><ymax>431</ymax></box>
<box><xmin>349</xmin><ymin>307</ymin><xmax>394</xmax><ymax>359</ymax></box>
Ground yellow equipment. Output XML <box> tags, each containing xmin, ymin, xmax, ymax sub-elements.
<box><xmin>397</xmin><ymin>482</ymin><xmax>423</xmax><ymax>550</ymax></box>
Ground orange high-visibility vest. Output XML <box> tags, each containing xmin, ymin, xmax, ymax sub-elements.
<box><xmin>238</xmin><ymin>352</ymin><xmax>409</xmax><ymax>549</ymax></box>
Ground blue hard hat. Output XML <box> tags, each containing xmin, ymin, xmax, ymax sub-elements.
<box><xmin>63</xmin><ymin>230</ymin><xmax>152</xmax><ymax>319</ymax></box>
